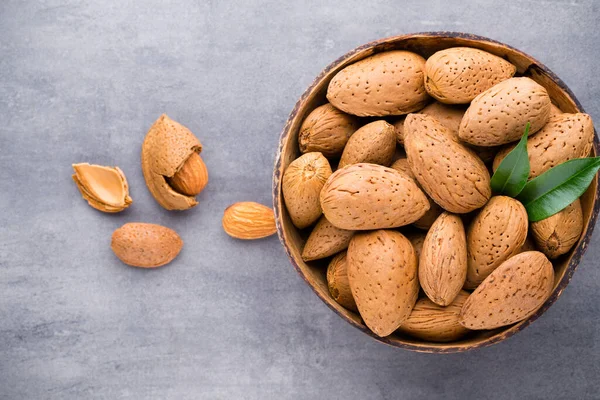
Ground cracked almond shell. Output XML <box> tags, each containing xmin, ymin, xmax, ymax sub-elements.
<box><xmin>141</xmin><ymin>114</ymin><xmax>203</xmax><ymax>210</ymax></box>
<box><xmin>72</xmin><ymin>163</ymin><xmax>132</xmax><ymax>213</ymax></box>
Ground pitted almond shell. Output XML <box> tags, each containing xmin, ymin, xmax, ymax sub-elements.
<box><xmin>320</xmin><ymin>163</ymin><xmax>430</xmax><ymax>230</ymax></box>
<box><xmin>459</xmin><ymin>251</ymin><xmax>554</xmax><ymax>330</ymax></box>
<box><xmin>298</xmin><ymin>103</ymin><xmax>359</xmax><ymax>158</ymax></box>
<box><xmin>72</xmin><ymin>163</ymin><xmax>132</xmax><ymax>213</ymax></box>
<box><xmin>338</xmin><ymin>120</ymin><xmax>396</xmax><ymax>168</ymax></box>
<box><xmin>327</xmin><ymin>50</ymin><xmax>429</xmax><ymax>117</ymax></box>
<box><xmin>419</xmin><ymin>212</ymin><xmax>467</xmax><ymax>306</ymax></box>
<box><xmin>531</xmin><ymin>199</ymin><xmax>583</xmax><ymax>259</ymax></box>
<box><xmin>397</xmin><ymin>291</ymin><xmax>470</xmax><ymax>342</ymax></box>
<box><xmin>302</xmin><ymin>216</ymin><xmax>354</xmax><ymax>261</ymax></box>
<box><xmin>549</xmin><ymin>103</ymin><xmax>562</xmax><ymax>118</ymax></box>
<box><xmin>465</xmin><ymin>196</ymin><xmax>528</xmax><ymax>289</ymax></box>
<box><xmin>327</xmin><ymin>252</ymin><xmax>358</xmax><ymax>312</ymax></box>
<box><xmin>404</xmin><ymin>113</ymin><xmax>491</xmax><ymax>213</ymax></box>
<box><xmin>459</xmin><ymin>77</ymin><xmax>551</xmax><ymax>147</ymax></box>
<box><xmin>111</xmin><ymin>222</ymin><xmax>183</xmax><ymax>268</ymax></box>
<box><xmin>141</xmin><ymin>114</ymin><xmax>202</xmax><ymax>210</ymax></box>
<box><xmin>347</xmin><ymin>230</ymin><xmax>419</xmax><ymax>337</ymax></box>
<box><xmin>390</xmin><ymin>158</ymin><xmax>442</xmax><ymax>230</ymax></box>
<box><xmin>282</xmin><ymin>152</ymin><xmax>332</xmax><ymax>229</ymax></box>
<box><xmin>493</xmin><ymin>113</ymin><xmax>594</xmax><ymax>178</ymax></box>
<box><xmin>425</xmin><ymin>47</ymin><xmax>516</xmax><ymax>104</ymax></box>
<box><xmin>405</xmin><ymin>231</ymin><xmax>426</xmax><ymax>262</ymax></box>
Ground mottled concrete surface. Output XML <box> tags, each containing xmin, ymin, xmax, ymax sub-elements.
<box><xmin>0</xmin><ymin>0</ymin><xmax>599</xmax><ymax>399</ymax></box>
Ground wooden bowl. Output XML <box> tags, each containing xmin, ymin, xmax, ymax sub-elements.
<box><xmin>272</xmin><ymin>32</ymin><xmax>600</xmax><ymax>353</ymax></box>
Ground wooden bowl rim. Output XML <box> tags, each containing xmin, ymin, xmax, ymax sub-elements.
<box><xmin>272</xmin><ymin>31</ymin><xmax>600</xmax><ymax>353</ymax></box>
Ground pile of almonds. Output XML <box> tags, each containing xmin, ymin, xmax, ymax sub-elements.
<box><xmin>73</xmin><ymin>115</ymin><xmax>277</xmax><ymax>268</ymax></box>
<box><xmin>282</xmin><ymin>47</ymin><xmax>595</xmax><ymax>341</ymax></box>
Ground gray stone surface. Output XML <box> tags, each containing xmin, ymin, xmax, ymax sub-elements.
<box><xmin>0</xmin><ymin>0</ymin><xmax>599</xmax><ymax>399</ymax></box>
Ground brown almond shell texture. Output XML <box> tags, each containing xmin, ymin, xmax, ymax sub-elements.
<box><xmin>465</xmin><ymin>196</ymin><xmax>528</xmax><ymax>289</ymax></box>
<box><xmin>327</xmin><ymin>252</ymin><xmax>358</xmax><ymax>312</ymax></box>
<box><xmin>459</xmin><ymin>77</ymin><xmax>551</xmax><ymax>147</ymax></box>
<box><xmin>338</xmin><ymin>120</ymin><xmax>396</xmax><ymax>168</ymax></box>
<box><xmin>141</xmin><ymin>114</ymin><xmax>202</xmax><ymax>210</ymax></box>
<box><xmin>397</xmin><ymin>291</ymin><xmax>471</xmax><ymax>342</ymax></box>
<box><xmin>459</xmin><ymin>251</ymin><xmax>554</xmax><ymax>330</ymax></box>
<box><xmin>327</xmin><ymin>50</ymin><xmax>430</xmax><ymax>117</ymax></box>
<box><xmin>111</xmin><ymin>222</ymin><xmax>183</xmax><ymax>268</ymax></box>
<box><xmin>282</xmin><ymin>152</ymin><xmax>332</xmax><ymax>229</ymax></box>
<box><xmin>531</xmin><ymin>200</ymin><xmax>583</xmax><ymax>259</ymax></box>
<box><xmin>493</xmin><ymin>113</ymin><xmax>594</xmax><ymax>178</ymax></box>
<box><xmin>320</xmin><ymin>163</ymin><xmax>430</xmax><ymax>230</ymax></box>
<box><xmin>347</xmin><ymin>230</ymin><xmax>419</xmax><ymax>337</ymax></box>
<box><xmin>298</xmin><ymin>103</ymin><xmax>359</xmax><ymax>158</ymax></box>
<box><xmin>424</xmin><ymin>47</ymin><xmax>516</xmax><ymax>104</ymax></box>
<box><xmin>419</xmin><ymin>212</ymin><xmax>467</xmax><ymax>306</ymax></box>
<box><xmin>404</xmin><ymin>113</ymin><xmax>491</xmax><ymax>214</ymax></box>
<box><xmin>302</xmin><ymin>216</ymin><xmax>354</xmax><ymax>261</ymax></box>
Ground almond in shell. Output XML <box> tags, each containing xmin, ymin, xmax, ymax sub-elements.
<box><xmin>531</xmin><ymin>199</ymin><xmax>583</xmax><ymax>259</ymax></box>
<box><xmin>298</xmin><ymin>103</ymin><xmax>359</xmax><ymax>158</ymax></box>
<box><xmin>338</xmin><ymin>120</ymin><xmax>396</xmax><ymax>168</ymax></box>
<box><xmin>320</xmin><ymin>163</ymin><xmax>429</xmax><ymax>230</ymax></box>
<box><xmin>141</xmin><ymin>114</ymin><xmax>204</xmax><ymax>210</ymax></box>
<box><xmin>465</xmin><ymin>196</ymin><xmax>528</xmax><ymax>289</ymax></box>
<box><xmin>404</xmin><ymin>113</ymin><xmax>491</xmax><ymax>213</ymax></box>
<box><xmin>347</xmin><ymin>230</ymin><xmax>419</xmax><ymax>337</ymax></box>
<box><xmin>390</xmin><ymin>158</ymin><xmax>442</xmax><ymax>230</ymax></box>
<box><xmin>459</xmin><ymin>77</ymin><xmax>551</xmax><ymax>146</ymax></box>
<box><xmin>419</xmin><ymin>212</ymin><xmax>467</xmax><ymax>306</ymax></box>
<box><xmin>111</xmin><ymin>223</ymin><xmax>183</xmax><ymax>268</ymax></box>
<box><xmin>397</xmin><ymin>291</ymin><xmax>470</xmax><ymax>342</ymax></box>
<box><xmin>327</xmin><ymin>252</ymin><xmax>358</xmax><ymax>312</ymax></box>
<box><xmin>459</xmin><ymin>251</ymin><xmax>554</xmax><ymax>330</ymax></box>
<box><xmin>302</xmin><ymin>216</ymin><xmax>354</xmax><ymax>261</ymax></box>
<box><xmin>424</xmin><ymin>47</ymin><xmax>516</xmax><ymax>104</ymax></box>
<box><xmin>327</xmin><ymin>50</ymin><xmax>429</xmax><ymax>117</ymax></box>
<box><xmin>282</xmin><ymin>152</ymin><xmax>332</xmax><ymax>229</ymax></box>
<box><xmin>493</xmin><ymin>113</ymin><xmax>594</xmax><ymax>178</ymax></box>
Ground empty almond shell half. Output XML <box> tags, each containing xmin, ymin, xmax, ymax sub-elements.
<box><xmin>72</xmin><ymin>163</ymin><xmax>132</xmax><ymax>213</ymax></box>
<box><xmin>142</xmin><ymin>114</ymin><xmax>203</xmax><ymax>210</ymax></box>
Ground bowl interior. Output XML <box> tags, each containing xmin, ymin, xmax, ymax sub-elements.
<box><xmin>273</xmin><ymin>32</ymin><xmax>599</xmax><ymax>353</ymax></box>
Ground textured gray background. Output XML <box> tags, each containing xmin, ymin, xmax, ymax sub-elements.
<box><xmin>1</xmin><ymin>0</ymin><xmax>599</xmax><ymax>399</ymax></box>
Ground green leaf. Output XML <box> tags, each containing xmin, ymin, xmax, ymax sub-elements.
<box><xmin>490</xmin><ymin>122</ymin><xmax>531</xmax><ymax>197</ymax></box>
<box><xmin>517</xmin><ymin>157</ymin><xmax>600</xmax><ymax>222</ymax></box>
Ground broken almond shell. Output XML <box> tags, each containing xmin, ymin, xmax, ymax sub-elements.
<box><xmin>72</xmin><ymin>163</ymin><xmax>132</xmax><ymax>213</ymax></box>
<box><xmin>141</xmin><ymin>114</ymin><xmax>202</xmax><ymax>210</ymax></box>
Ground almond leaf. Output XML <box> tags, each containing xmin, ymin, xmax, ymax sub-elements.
<box><xmin>517</xmin><ymin>157</ymin><xmax>600</xmax><ymax>222</ymax></box>
<box><xmin>490</xmin><ymin>123</ymin><xmax>530</xmax><ymax>197</ymax></box>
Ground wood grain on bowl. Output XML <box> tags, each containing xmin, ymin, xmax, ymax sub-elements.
<box><xmin>272</xmin><ymin>32</ymin><xmax>599</xmax><ymax>353</ymax></box>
